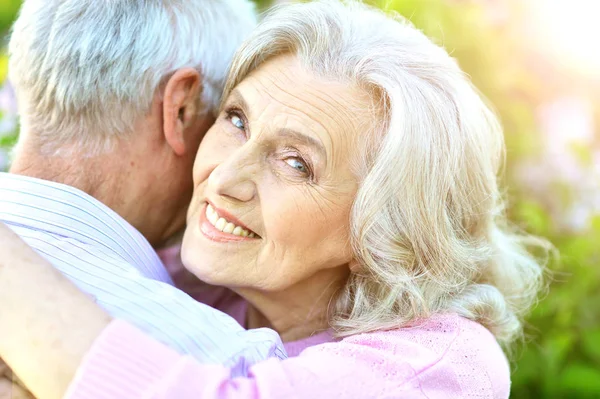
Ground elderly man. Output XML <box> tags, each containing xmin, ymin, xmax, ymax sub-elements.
<box><xmin>0</xmin><ymin>0</ymin><xmax>285</xmax><ymax>395</ymax></box>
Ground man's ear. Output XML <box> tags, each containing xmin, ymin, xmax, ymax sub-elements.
<box><xmin>162</xmin><ymin>68</ymin><xmax>202</xmax><ymax>156</ymax></box>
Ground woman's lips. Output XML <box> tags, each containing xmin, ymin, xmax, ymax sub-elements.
<box><xmin>199</xmin><ymin>203</ymin><xmax>258</xmax><ymax>243</ymax></box>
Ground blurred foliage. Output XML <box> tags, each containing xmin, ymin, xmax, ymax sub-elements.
<box><xmin>0</xmin><ymin>0</ymin><xmax>19</xmax><ymax>32</ymax></box>
<box><xmin>1</xmin><ymin>1</ymin><xmax>599</xmax><ymax>398</ymax></box>
<box><xmin>0</xmin><ymin>0</ymin><xmax>19</xmax><ymax>165</ymax></box>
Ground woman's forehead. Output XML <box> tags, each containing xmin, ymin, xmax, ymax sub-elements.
<box><xmin>230</xmin><ymin>55</ymin><xmax>378</xmax><ymax>161</ymax></box>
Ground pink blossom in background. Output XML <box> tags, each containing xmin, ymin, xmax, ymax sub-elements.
<box><xmin>0</xmin><ymin>82</ymin><xmax>16</xmax><ymax>113</ymax></box>
<box><xmin>0</xmin><ymin>82</ymin><xmax>17</xmax><ymax>138</ymax></box>
<box><xmin>0</xmin><ymin>82</ymin><xmax>17</xmax><ymax>172</ymax></box>
<box><xmin>515</xmin><ymin>96</ymin><xmax>599</xmax><ymax>232</ymax></box>
<box><xmin>538</xmin><ymin>96</ymin><xmax>594</xmax><ymax>154</ymax></box>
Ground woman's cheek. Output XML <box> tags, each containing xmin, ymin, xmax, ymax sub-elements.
<box><xmin>194</xmin><ymin>134</ymin><xmax>234</xmax><ymax>184</ymax></box>
<box><xmin>264</xmin><ymin>199</ymin><xmax>320</xmax><ymax>246</ymax></box>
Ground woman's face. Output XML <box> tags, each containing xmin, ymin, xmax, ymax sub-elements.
<box><xmin>182</xmin><ymin>55</ymin><xmax>374</xmax><ymax>291</ymax></box>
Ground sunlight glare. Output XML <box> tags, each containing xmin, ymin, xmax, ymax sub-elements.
<box><xmin>529</xmin><ymin>0</ymin><xmax>600</xmax><ymax>75</ymax></box>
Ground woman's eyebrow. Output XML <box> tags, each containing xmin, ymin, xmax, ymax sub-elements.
<box><xmin>276</xmin><ymin>128</ymin><xmax>326</xmax><ymax>159</ymax></box>
<box><xmin>228</xmin><ymin>89</ymin><xmax>250</xmax><ymax>116</ymax></box>
<box><xmin>228</xmin><ymin>88</ymin><xmax>326</xmax><ymax>159</ymax></box>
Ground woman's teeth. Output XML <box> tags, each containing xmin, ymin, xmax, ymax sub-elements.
<box><xmin>206</xmin><ymin>204</ymin><xmax>255</xmax><ymax>238</ymax></box>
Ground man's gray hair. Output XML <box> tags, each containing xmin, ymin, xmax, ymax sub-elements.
<box><xmin>9</xmin><ymin>0</ymin><xmax>257</xmax><ymax>153</ymax></box>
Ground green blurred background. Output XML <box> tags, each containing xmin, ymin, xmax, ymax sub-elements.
<box><xmin>1</xmin><ymin>0</ymin><xmax>599</xmax><ymax>397</ymax></box>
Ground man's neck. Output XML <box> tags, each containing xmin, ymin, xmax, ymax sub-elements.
<box><xmin>12</xmin><ymin>152</ymin><xmax>109</xmax><ymax>201</ymax></box>
<box><xmin>10</xmin><ymin>140</ymin><xmax>160</xmax><ymax>246</ymax></box>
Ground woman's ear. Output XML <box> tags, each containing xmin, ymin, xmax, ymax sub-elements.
<box><xmin>162</xmin><ymin>68</ymin><xmax>202</xmax><ymax>156</ymax></box>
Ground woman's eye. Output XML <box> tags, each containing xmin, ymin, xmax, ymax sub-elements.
<box><xmin>285</xmin><ymin>158</ymin><xmax>308</xmax><ymax>174</ymax></box>
<box><xmin>230</xmin><ymin>114</ymin><xmax>245</xmax><ymax>130</ymax></box>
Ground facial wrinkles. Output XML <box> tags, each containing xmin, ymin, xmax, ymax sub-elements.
<box><xmin>243</xmin><ymin>171</ymin><xmax>341</xmax><ymax>281</ymax></box>
<box><xmin>261</xmin><ymin>63</ymin><xmax>367</xmax><ymax>173</ymax></box>
<box><xmin>256</xmin><ymin>179</ymin><xmax>350</xmax><ymax>273</ymax></box>
<box><xmin>246</xmin><ymin>68</ymin><xmax>335</xmax><ymax>153</ymax></box>
<box><xmin>190</xmin><ymin>56</ymin><xmax>365</xmax><ymax>276</ymax></box>
<box><xmin>241</xmin><ymin>62</ymin><xmax>360</xmax><ymax>253</ymax></box>
<box><xmin>241</xmin><ymin>71</ymin><xmax>358</xmax><ymax>207</ymax></box>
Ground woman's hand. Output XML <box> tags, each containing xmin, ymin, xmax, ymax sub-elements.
<box><xmin>0</xmin><ymin>223</ymin><xmax>112</xmax><ymax>399</ymax></box>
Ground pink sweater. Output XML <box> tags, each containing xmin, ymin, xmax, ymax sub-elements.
<box><xmin>64</xmin><ymin>248</ymin><xmax>511</xmax><ymax>398</ymax></box>
<box><xmin>65</xmin><ymin>312</ymin><xmax>510</xmax><ymax>398</ymax></box>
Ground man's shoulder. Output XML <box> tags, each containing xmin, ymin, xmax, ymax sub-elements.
<box><xmin>7</xmin><ymin>223</ymin><xmax>141</xmax><ymax>274</ymax></box>
<box><xmin>0</xmin><ymin>174</ymin><xmax>172</xmax><ymax>283</ymax></box>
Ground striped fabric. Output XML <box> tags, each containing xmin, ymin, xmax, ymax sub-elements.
<box><xmin>0</xmin><ymin>172</ymin><xmax>286</xmax><ymax>376</ymax></box>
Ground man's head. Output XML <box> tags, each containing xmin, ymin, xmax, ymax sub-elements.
<box><xmin>7</xmin><ymin>0</ymin><xmax>257</xmax><ymax>246</ymax></box>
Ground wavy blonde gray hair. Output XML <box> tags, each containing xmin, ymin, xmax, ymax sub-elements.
<box><xmin>223</xmin><ymin>0</ymin><xmax>549</xmax><ymax>347</ymax></box>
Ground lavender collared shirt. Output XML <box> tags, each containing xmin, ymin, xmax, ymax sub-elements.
<box><xmin>0</xmin><ymin>172</ymin><xmax>286</xmax><ymax>376</ymax></box>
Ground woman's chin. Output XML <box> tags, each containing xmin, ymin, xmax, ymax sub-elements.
<box><xmin>180</xmin><ymin>245</ymin><xmax>212</xmax><ymax>280</ymax></box>
<box><xmin>180</xmin><ymin>230</ymin><xmax>237</xmax><ymax>287</ymax></box>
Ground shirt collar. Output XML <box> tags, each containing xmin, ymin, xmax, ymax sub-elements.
<box><xmin>0</xmin><ymin>172</ymin><xmax>173</xmax><ymax>283</ymax></box>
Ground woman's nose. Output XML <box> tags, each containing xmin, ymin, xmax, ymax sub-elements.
<box><xmin>206</xmin><ymin>152</ymin><xmax>257</xmax><ymax>203</ymax></box>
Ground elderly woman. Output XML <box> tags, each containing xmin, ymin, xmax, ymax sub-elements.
<box><xmin>0</xmin><ymin>1</ymin><xmax>547</xmax><ymax>398</ymax></box>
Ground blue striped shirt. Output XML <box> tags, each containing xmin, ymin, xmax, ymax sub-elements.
<box><xmin>0</xmin><ymin>172</ymin><xmax>286</xmax><ymax>376</ymax></box>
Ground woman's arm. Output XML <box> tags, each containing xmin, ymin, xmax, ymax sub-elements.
<box><xmin>0</xmin><ymin>223</ymin><xmax>111</xmax><ymax>399</ymax></box>
<box><xmin>64</xmin><ymin>317</ymin><xmax>485</xmax><ymax>399</ymax></box>
<box><xmin>0</xmin><ymin>223</ymin><xmax>504</xmax><ymax>399</ymax></box>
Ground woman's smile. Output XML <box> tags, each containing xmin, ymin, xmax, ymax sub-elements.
<box><xmin>199</xmin><ymin>202</ymin><xmax>259</xmax><ymax>243</ymax></box>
